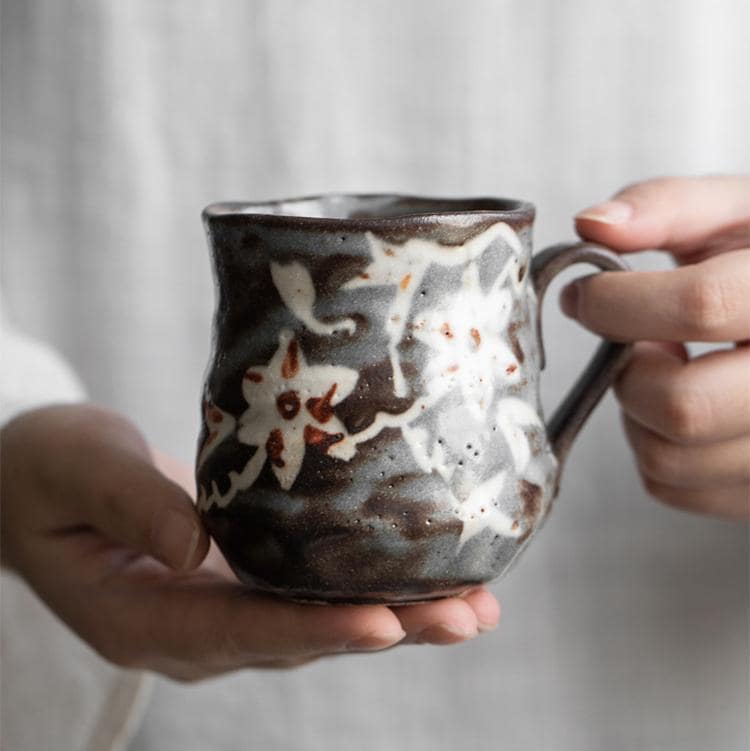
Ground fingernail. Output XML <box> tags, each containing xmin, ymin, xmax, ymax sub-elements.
<box><xmin>575</xmin><ymin>200</ymin><xmax>633</xmax><ymax>225</ymax></box>
<box><xmin>415</xmin><ymin>623</ymin><xmax>478</xmax><ymax>645</ymax></box>
<box><xmin>559</xmin><ymin>282</ymin><xmax>579</xmax><ymax>318</ymax></box>
<box><xmin>346</xmin><ymin>628</ymin><xmax>406</xmax><ymax>652</ymax></box>
<box><xmin>477</xmin><ymin>619</ymin><xmax>498</xmax><ymax>633</ymax></box>
<box><xmin>153</xmin><ymin>508</ymin><xmax>200</xmax><ymax>570</ymax></box>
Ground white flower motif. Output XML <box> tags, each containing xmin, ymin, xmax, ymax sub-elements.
<box><xmin>236</xmin><ymin>329</ymin><xmax>359</xmax><ymax>490</ymax></box>
<box><xmin>452</xmin><ymin>470</ymin><xmax>522</xmax><ymax>546</ymax></box>
<box><xmin>413</xmin><ymin>262</ymin><xmax>521</xmax><ymax>421</ymax></box>
<box><xmin>343</xmin><ymin>223</ymin><xmax>521</xmax><ymax>398</ymax></box>
<box><xmin>198</xmin><ymin>330</ymin><xmax>359</xmax><ymax>509</ymax></box>
<box><xmin>495</xmin><ymin>397</ymin><xmax>546</xmax><ymax>474</ymax></box>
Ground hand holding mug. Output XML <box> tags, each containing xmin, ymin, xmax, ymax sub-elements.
<box><xmin>562</xmin><ymin>175</ymin><xmax>750</xmax><ymax>518</ymax></box>
<box><xmin>0</xmin><ymin>405</ymin><xmax>500</xmax><ymax>682</ymax></box>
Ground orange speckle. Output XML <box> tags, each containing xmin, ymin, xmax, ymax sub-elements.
<box><xmin>276</xmin><ymin>390</ymin><xmax>301</xmax><ymax>420</ymax></box>
<box><xmin>470</xmin><ymin>327</ymin><xmax>481</xmax><ymax>347</ymax></box>
<box><xmin>306</xmin><ymin>383</ymin><xmax>337</xmax><ymax>423</ymax></box>
<box><xmin>447</xmin><ymin>364</ymin><xmax>460</xmax><ymax>373</ymax></box>
<box><xmin>384</xmin><ymin>248</ymin><xmax>395</xmax><ymax>257</ymax></box>
<box><xmin>303</xmin><ymin>424</ymin><xmax>344</xmax><ymax>453</ymax></box>
<box><xmin>244</xmin><ymin>371</ymin><xmax>263</xmax><ymax>382</ymax></box>
<box><xmin>440</xmin><ymin>322</ymin><xmax>454</xmax><ymax>338</ymax></box>
<box><xmin>266</xmin><ymin>429</ymin><xmax>285</xmax><ymax>467</ymax></box>
<box><xmin>506</xmin><ymin>363</ymin><xmax>518</xmax><ymax>375</ymax></box>
<box><xmin>281</xmin><ymin>339</ymin><xmax>299</xmax><ymax>378</ymax></box>
<box><xmin>360</xmin><ymin>272</ymin><xmax>370</xmax><ymax>279</ymax></box>
<box><xmin>400</xmin><ymin>273</ymin><xmax>412</xmax><ymax>290</ymax></box>
<box><xmin>208</xmin><ymin>407</ymin><xmax>223</xmax><ymax>423</ymax></box>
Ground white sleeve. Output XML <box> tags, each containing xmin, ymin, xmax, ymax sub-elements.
<box><xmin>0</xmin><ymin>310</ymin><xmax>154</xmax><ymax>751</ymax></box>
<box><xmin>0</xmin><ymin>310</ymin><xmax>86</xmax><ymax>425</ymax></box>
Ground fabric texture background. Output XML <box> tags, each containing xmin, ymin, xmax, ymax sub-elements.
<box><xmin>1</xmin><ymin>1</ymin><xmax>749</xmax><ymax>749</ymax></box>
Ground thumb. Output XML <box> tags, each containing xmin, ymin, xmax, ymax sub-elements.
<box><xmin>47</xmin><ymin>406</ymin><xmax>210</xmax><ymax>570</ymax></box>
<box><xmin>574</xmin><ymin>175</ymin><xmax>750</xmax><ymax>260</ymax></box>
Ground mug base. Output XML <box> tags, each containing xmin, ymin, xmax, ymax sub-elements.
<box><xmin>245</xmin><ymin>581</ymin><xmax>481</xmax><ymax>606</ymax></box>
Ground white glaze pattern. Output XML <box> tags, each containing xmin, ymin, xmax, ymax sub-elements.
<box><xmin>200</xmin><ymin>221</ymin><xmax>553</xmax><ymax>544</ymax></box>
<box><xmin>451</xmin><ymin>470</ymin><xmax>522</xmax><ymax>547</ymax></box>
<box><xmin>342</xmin><ymin>223</ymin><xmax>522</xmax><ymax>397</ymax></box>
<box><xmin>495</xmin><ymin>397</ymin><xmax>545</xmax><ymax>473</ymax></box>
<box><xmin>412</xmin><ymin>261</ymin><xmax>519</xmax><ymax>422</ymax></box>
<box><xmin>271</xmin><ymin>261</ymin><xmax>357</xmax><ymax>335</ymax></box>
<box><xmin>200</xmin><ymin>329</ymin><xmax>358</xmax><ymax>508</ymax></box>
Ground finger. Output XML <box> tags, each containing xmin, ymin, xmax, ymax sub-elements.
<box><xmin>560</xmin><ymin>249</ymin><xmax>750</xmax><ymax>342</ymax></box>
<box><xmin>575</xmin><ymin>175</ymin><xmax>750</xmax><ymax>260</ymax></box>
<box><xmin>82</xmin><ymin>452</ymin><xmax>208</xmax><ymax>571</ymax></box>
<box><xmin>623</xmin><ymin>415</ymin><xmax>750</xmax><ymax>488</ymax></box>
<box><xmin>615</xmin><ymin>343</ymin><xmax>750</xmax><ymax>444</ymax></box>
<box><xmin>640</xmin><ymin>478</ymin><xmax>750</xmax><ymax>520</ymax></box>
<box><xmin>151</xmin><ymin>448</ymin><xmax>197</xmax><ymax>497</ymax></box>
<box><xmin>23</xmin><ymin>515</ymin><xmax>410</xmax><ymax>677</ymax></box>
<box><xmin>131</xmin><ymin>583</ymin><xmax>408</xmax><ymax>671</ymax></box>
<box><xmin>392</xmin><ymin>595</ymin><xmax>480</xmax><ymax>645</ymax></box>
<box><xmin>43</xmin><ymin>408</ymin><xmax>211</xmax><ymax>571</ymax></box>
<box><xmin>460</xmin><ymin>586</ymin><xmax>501</xmax><ymax>632</ymax></box>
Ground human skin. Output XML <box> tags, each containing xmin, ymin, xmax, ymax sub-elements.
<box><xmin>0</xmin><ymin>405</ymin><xmax>499</xmax><ymax>681</ymax></box>
<box><xmin>562</xmin><ymin>175</ymin><xmax>750</xmax><ymax>518</ymax></box>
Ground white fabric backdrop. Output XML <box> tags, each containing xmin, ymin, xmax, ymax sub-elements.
<box><xmin>2</xmin><ymin>1</ymin><xmax>749</xmax><ymax>749</ymax></box>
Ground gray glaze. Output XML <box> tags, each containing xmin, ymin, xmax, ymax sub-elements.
<box><xmin>197</xmin><ymin>194</ymin><xmax>631</xmax><ymax>603</ymax></box>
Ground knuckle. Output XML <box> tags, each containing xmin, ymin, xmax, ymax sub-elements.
<box><xmin>660</xmin><ymin>379</ymin><xmax>709</xmax><ymax>443</ymax></box>
<box><xmin>641</xmin><ymin>475</ymin><xmax>681</xmax><ymax>509</ymax></box>
<box><xmin>637</xmin><ymin>438</ymin><xmax>683</xmax><ymax>484</ymax></box>
<box><xmin>680</xmin><ymin>274</ymin><xmax>731</xmax><ymax>338</ymax></box>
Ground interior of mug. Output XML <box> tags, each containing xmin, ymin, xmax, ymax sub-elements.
<box><xmin>204</xmin><ymin>193</ymin><xmax>534</xmax><ymax>222</ymax></box>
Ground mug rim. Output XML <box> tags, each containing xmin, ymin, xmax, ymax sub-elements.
<box><xmin>202</xmin><ymin>192</ymin><xmax>535</xmax><ymax>230</ymax></box>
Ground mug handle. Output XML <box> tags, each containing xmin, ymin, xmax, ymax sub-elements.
<box><xmin>531</xmin><ymin>242</ymin><xmax>633</xmax><ymax>470</ymax></box>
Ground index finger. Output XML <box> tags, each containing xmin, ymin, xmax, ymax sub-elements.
<box><xmin>561</xmin><ymin>249</ymin><xmax>750</xmax><ymax>342</ymax></box>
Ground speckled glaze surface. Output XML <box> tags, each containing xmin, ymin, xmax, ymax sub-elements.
<box><xmin>197</xmin><ymin>195</ymin><xmax>631</xmax><ymax>603</ymax></box>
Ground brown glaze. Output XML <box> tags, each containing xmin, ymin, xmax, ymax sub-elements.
<box><xmin>306</xmin><ymin>384</ymin><xmax>337</xmax><ymax>423</ymax></box>
<box><xmin>517</xmin><ymin>480</ymin><xmax>542</xmax><ymax>544</ymax></box>
<box><xmin>303</xmin><ymin>425</ymin><xmax>345</xmax><ymax>452</ymax></box>
<box><xmin>201</xmin><ymin>475</ymin><xmax>478</xmax><ymax>603</ymax></box>
<box><xmin>276</xmin><ymin>391</ymin><xmax>301</xmax><ymax>419</ymax></box>
<box><xmin>281</xmin><ymin>339</ymin><xmax>299</xmax><ymax>378</ymax></box>
<box><xmin>507</xmin><ymin>320</ymin><xmax>525</xmax><ymax>365</ymax></box>
<box><xmin>335</xmin><ymin>359</ymin><xmax>415</xmax><ymax>434</ymax></box>
<box><xmin>266</xmin><ymin>429</ymin><xmax>285</xmax><ymax>468</ymax></box>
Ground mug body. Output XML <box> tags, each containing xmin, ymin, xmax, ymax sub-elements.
<box><xmin>198</xmin><ymin>194</ymin><xmax>559</xmax><ymax>603</ymax></box>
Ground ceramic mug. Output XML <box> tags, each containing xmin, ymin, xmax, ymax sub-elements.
<box><xmin>197</xmin><ymin>194</ymin><xmax>631</xmax><ymax>603</ymax></box>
